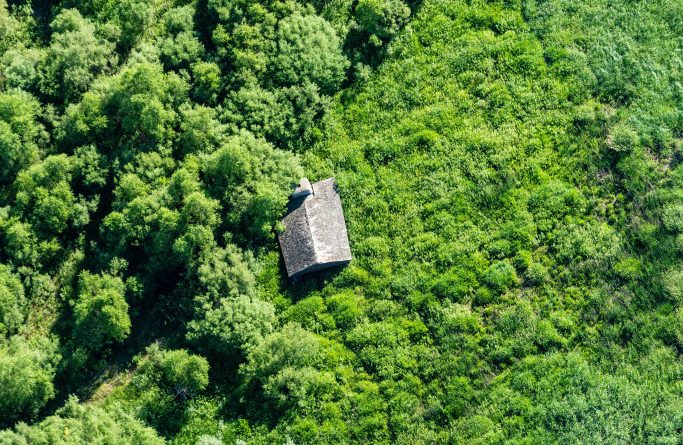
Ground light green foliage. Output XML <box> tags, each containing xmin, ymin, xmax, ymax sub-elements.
<box><xmin>222</xmin><ymin>82</ymin><xmax>324</xmax><ymax>148</ymax></box>
<box><xmin>0</xmin><ymin>0</ymin><xmax>680</xmax><ymax>442</ymax></box>
<box><xmin>202</xmin><ymin>131</ymin><xmax>302</xmax><ymax>241</ymax></box>
<box><xmin>39</xmin><ymin>9</ymin><xmax>116</xmax><ymax>104</ymax></box>
<box><xmin>136</xmin><ymin>344</ymin><xmax>209</xmax><ymax>396</ymax></box>
<box><xmin>282</xmin><ymin>296</ymin><xmax>336</xmax><ymax>332</ymax></box>
<box><xmin>73</xmin><ymin>271</ymin><xmax>130</xmax><ymax>349</ymax></box>
<box><xmin>482</xmin><ymin>261</ymin><xmax>519</xmax><ymax>295</ymax></box>
<box><xmin>205</xmin><ymin>0</ymin><xmax>351</xmax><ymax>149</ymax></box>
<box><xmin>0</xmin><ymin>264</ymin><xmax>25</xmax><ymax>337</ymax></box>
<box><xmin>355</xmin><ymin>0</ymin><xmax>410</xmax><ymax>40</ymax></box>
<box><xmin>241</xmin><ymin>324</ymin><xmax>351</xmax><ymax>413</ymax></box>
<box><xmin>190</xmin><ymin>62</ymin><xmax>221</xmax><ymax>105</ymax></box>
<box><xmin>0</xmin><ymin>396</ymin><xmax>165</xmax><ymax>444</ymax></box>
<box><xmin>159</xmin><ymin>6</ymin><xmax>205</xmax><ymax>70</ymax></box>
<box><xmin>12</xmin><ymin>155</ymin><xmax>88</xmax><ymax>240</ymax></box>
<box><xmin>662</xmin><ymin>203</ymin><xmax>683</xmax><ymax>232</ymax></box>
<box><xmin>0</xmin><ymin>0</ymin><xmax>28</xmax><ymax>56</ymax></box>
<box><xmin>326</xmin><ymin>292</ymin><xmax>366</xmax><ymax>330</ymax></box>
<box><xmin>272</xmin><ymin>14</ymin><xmax>348</xmax><ymax>94</ymax></box>
<box><xmin>0</xmin><ymin>336</ymin><xmax>59</xmax><ymax>426</ymax></box>
<box><xmin>177</xmin><ymin>105</ymin><xmax>226</xmax><ymax>156</ymax></box>
<box><xmin>0</xmin><ymin>91</ymin><xmax>45</xmax><ymax>185</ymax></box>
<box><xmin>62</xmin><ymin>0</ymin><xmax>156</xmax><ymax>51</ymax></box>
<box><xmin>73</xmin><ymin>144</ymin><xmax>107</xmax><ymax>192</ymax></box>
<box><xmin>187</xmin><ymin>245</ymin><xmax>276</xmax><ymax>354</ymax></box>
<box><xmin>474</xmin><ymin>350</ymin><xmax>683</xmax><ymax>444</ymax></box>
<box><xmin>188</xmin><ymin>294</ymin><xmax>276</xmax><ymax>355</ymax></box>
<box><xmin>57</xmin><ymin>62</ymin><xmax>189</xmax><ymax>154</ymax></box>
<box><xmin>662</xmin><ymin>266</ymin><xmax>683</xmax><ymax>304</ymax></box>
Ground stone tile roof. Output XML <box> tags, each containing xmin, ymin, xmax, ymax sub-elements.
<box><xmin>278</xmin><ymin>178</ymin><xmax>352</xmax><ymax>278</ymax></box>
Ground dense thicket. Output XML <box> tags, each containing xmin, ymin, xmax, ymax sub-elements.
<box><xmin>0</xmin><ymin>0</ymin><xmax>681</xmax><ymax>443</ymax></box>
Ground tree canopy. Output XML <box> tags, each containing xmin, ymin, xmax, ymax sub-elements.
<box><xmin>0</xmin><ymin>0</ymin><xmax>682</xmax><ymax>443</ymax></box>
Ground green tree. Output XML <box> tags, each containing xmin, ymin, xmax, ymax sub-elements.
<box><xmin>0</xmin><ymin>91</ymin><xmax>45</xmax><ymax>186</ymax></box>
<box><xmin>187</xmin><ymin>244</ymin><xmax>275</xmax><ymax>355</ymax></box>
<box><xmin>191</xmin><ymin>62</ymin><xmax>222</xmax><ymax>105</ymax></box>
<box><xmin>662</xmin><ymin>266</ymin><xmax>683</xmax><ymax>303</ymax></box>
<box><xmin>73</xmin><ymin>271</ymin><xmax>130</xmax><ymax>350</ymax></box>
<box><xmin>136</xmin><ymin>344</ymin><xmax>209</xmax><ymax>398</ymax></box>
<box><xmin>0</xmin><ymin>336</ymin><xmax>59</xmax><ymax>427</ymax></box>
<box><xmin>271</xmin><ymin>13</ymin><xmax>348</xmax><ymax>94</ymax></box>
<box><xmin>0</xmin><ymin>265</ymin><xmax>25</xmax><ymax>337</ymax></box>
<box><xmin>38</xmin><ymin>9</ymin><xmax>116</xmax><ymax>104</ymax></box>
<box><xmin>354</xmin><ymin>0</ymin><xmax>410</xmax><ymax>40</ymax></box>
<box><xmin>13</xmin><ymin>155</ymin><xmax>87</xmax><ymax>239</ymax></box>
<box><xmin>482</xmin><ymin>260</ymin><xmax>519</xmax><ymax>295</ymax></box>
<box><xmin>201</xmin><ymin>131</ymin><xmax>302</xmax><ymax>241</ymax></box>
<box><xmin>0</xmin><ymin>0</ymin><xmax>30</xmax><ymax>56</ymax></box>
<box><xmin>188</xmin><ymin>294</ymin><xmax>276</xmax><ymax>355</ymax></box>
<box><xmin>159</xmin><ymin>6</ymin><xmax>205</xmax><ymax>70</ymax></box>
<box><xmin>57</xmin><ymin>62</ymin><xmax>189</xmax><ymax>156</ymax></box>
<box><xmin>0</xmin><ymin>396</ymin><xmax>165</xmax><ymax>444</ymax></box>
<box><xmin>222</xmin><ymin>82</ymin><xmax>324</xmax><ymax>148</ymax></box>
<box><xmin>240</xmin><ymin>324</ymin><xmax>351</xmax><ymax>413</ymax></box>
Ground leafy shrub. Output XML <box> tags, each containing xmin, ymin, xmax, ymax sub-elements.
<box><xmin>355</xmin><ymin>0</ymin><xmax>410</xmax><ymax>40</ymax></box>
<box><xmin>136</xmin><ymin>345</ymin><xmax>210</xmax><ymax>398</ymax></box>
<box><xmin>662</xmin><ymin>203</ymin><xmax>683</xmax><ymax>232</ymax></box>
<box><xmin>483</xmin><ymin>261</ymin><xmax>519</xmax><ymax>294</ymax></box>
<box><xmin>662</xmin><ymin>266</ymin><xmax>683</xmax><ymax>303</ymax></box>
<box><xmin>0</xmin><ymin>396</ymin><xmax>165</xmax><ymax>444</ymax></box>
<box><xmin>0</xmin><ymin>336</ymin><xmax>59</xmax><ymax>426</ymax></box>
<box><xmin>187</xmin><ymin>295</ymin><xmax>276</xmax><ymax>355</ymax></box>
<box><xmin>0</xmin><ymin>264</ymin><xmax>25</xmax><ymax>337</ymax></box>
<box><xmin>73</xmin><ymin>271</ymin><xmax>130</xmax><ymax>350</ymax></box>
<box><xmin>38</xmin><ymin>9</ymin><xmax>116</xmax><ymax>104</ymax></box>
<box><xmin>271</xmin><ymin>14</ymin><xmax>349</xmax><ymax>94</ymax></box>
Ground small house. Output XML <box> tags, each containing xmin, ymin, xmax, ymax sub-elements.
<box><xmin>278</xmin><ymin>178</ymin><xmax>352</xmax><ymax>278</ymax></box>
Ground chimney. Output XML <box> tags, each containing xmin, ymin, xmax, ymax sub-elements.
<box><xmin>292</xmin><ymin>177</ymin><xmax>313</xmax><ymax>198</ymax></box>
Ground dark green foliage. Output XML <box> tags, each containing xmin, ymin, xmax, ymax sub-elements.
<box><xmin>158</xmin><ymin>6</ymin><xmax>205</xmax><ymax>70</ymax></box>
<box><xmin>187</xmin><ymin>244</ymin><xmax>276</xmax><ymax>355</ymax></box>
<box><xmin>188</xmin><ymin>294</ymin><xmax>276</xmax><ymax>355</ymax></box>
<box><xmin>240</xmin><ymin>323</ymin><xmax>353</xmax><ymax>417</ymax></box>
<box><xmin>201</xmin><ymin>131</ymin><xmax>302</xmax><ymax>241</ymax></box>
<box><xmin>482</xmin><ymin>260</ymin><xmax>519</xmax><ymax>295</ymax></box>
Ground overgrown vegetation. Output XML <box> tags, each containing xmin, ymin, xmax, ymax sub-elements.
<box><xmin>0</xmin><ymin>0</ymin><xmax>682</xmax><ymax>443</ymax></box>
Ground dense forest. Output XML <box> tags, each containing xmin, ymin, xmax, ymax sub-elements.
<box><xmin>0</xmin><ymin>0</ymin><xmax>682</xmax><ymax>443</ymax></box>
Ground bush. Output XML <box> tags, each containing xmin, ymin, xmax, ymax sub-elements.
<box><xmin>483</xmin><ymin>261</ymin><xmax>519</xmax><ymax>294</ymax></box>
<box><xmin>608</xmin><ymin>123</ymin><xmax>639</xmax><ymax>152</ymax></box>
<box><xmin>613</xmin><ymin>257</ymin><xmax>641</xmax><ymax>281</ymax></box>
<box><xmin>662</xmin><ymin>203</ymin><xmax>683</xmax><ymax>232</ymax></box>
<box><xmin>187</xmin><ymin>295</ymin><xmax>276</xmax><ymax>355</ymax></box>
<box><xmin>355</xmin><ymin>0</ymin><xmax>410</xmax><ymax>40</ymax></box>
<box><xmin>0</xmin><ymin>396</ymin><xmax>165</xmax><ymax>444</ymax></box>
<box><xmin>0</xmin><ymin>264</ymin><xmax>25</xmax><ymax>337</ymax></box>
<box><xmin>73</xmin><ymin>271</ymin><xmax>130</xmax><ymax>350</ymax></box>
<box><xmin>662</xmin><ymin>266</ymin><xmax>683</xmax><ymax>303</ymax></box>
<box><xmin>271</xmin><ymin>14</ymin><xmax>349</xmax><ymax>94</ymax></box>
<box><xmin>137</xmin><ymin>345</ymin><xmax>210</xmax><ymax>398</ymax></box>
<box><xmin>0</xmin><ymin>336</ymin><xmax>59</xmax><ymax>426</ymax></box>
